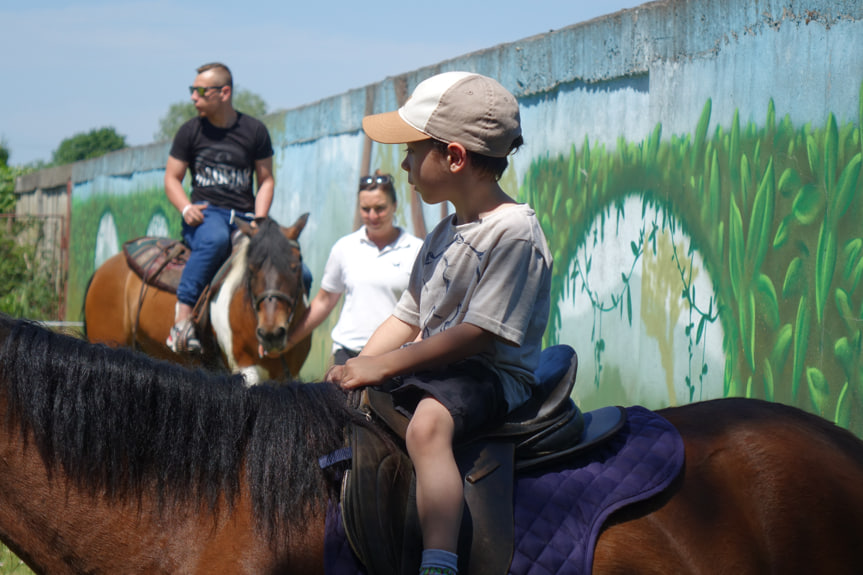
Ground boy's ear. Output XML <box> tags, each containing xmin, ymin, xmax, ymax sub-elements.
<box><xmin>446</xmin><ymin>142</ymin><xmax>468</xmax><ymax>173</ymax></box>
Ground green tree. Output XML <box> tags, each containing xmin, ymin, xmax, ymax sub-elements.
<box><xmin>153</xmin><ymin>89</ymin><xmax>268</xmax><ymax>141</ymax></box>
<box><xmin>0</xmin><ymin>142</ymin><xmax>23</xmax><ymax>213</ymax></box>
<box><xmin>51</xmin><ymin>126</ymin><xmax>127</xmax><ymax>166</ymax></box>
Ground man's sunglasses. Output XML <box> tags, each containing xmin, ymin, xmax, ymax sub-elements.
<box><xmin>359</xmin><ymin>174</ymin><xmax>393</xmax><ymax>189</ymax></box>
<box><xmin>189</xmin><ymin>85</ymin><xmax>226</xmax><ymax>97</ymax></box>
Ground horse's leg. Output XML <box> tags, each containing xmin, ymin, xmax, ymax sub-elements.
<box><xmin>593</xmin><ymin>399</ymin><xmax>863</xmax><ymax>574</ymax></box>
<box><xmin>85</xmin><ymin>254</ymin><xmax>136</xmax><ymax>347</ymax></box>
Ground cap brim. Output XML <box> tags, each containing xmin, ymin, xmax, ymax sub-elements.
<box><xmin>362</xmin><ymin>111</ymin><xmax>430</xmax><ymax>144</ymax></box>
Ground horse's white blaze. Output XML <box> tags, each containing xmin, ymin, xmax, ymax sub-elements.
<box><xmin>211</xmin><ymin>238</ymin><xmax>248</xmax><ymax>374</ymax></box>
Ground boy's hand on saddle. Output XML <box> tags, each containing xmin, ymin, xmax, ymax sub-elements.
<box><xmin>182</xmin><ymin>202</ymin><xmax>208</xmax><ymax>226</ymax></box>
<box><xmin>332</xmin><ymin>356</ymin><xmax>386</xmax><ymax>390</ymax></box>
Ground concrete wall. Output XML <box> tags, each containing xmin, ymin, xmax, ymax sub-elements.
<box><xmin>17</xmin><ymin>0</ymin><xmax>863</xmax><ymax>432</ymax></box>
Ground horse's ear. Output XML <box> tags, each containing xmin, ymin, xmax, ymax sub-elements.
<box><xmin>283</xmin><ymin>213</ymin><xmax>310</xmax><ymax>240</ymax></box>
<box><xmin>236</xmin><ymin>218</ymin><xmax>258</xmax><ymax>238</ymax></box>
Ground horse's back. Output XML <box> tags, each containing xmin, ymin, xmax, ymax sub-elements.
<box><xmin>85</xmin><ymin>252</ymin><xmax>177</xmax><ymax>361</ymax></box>
<box><xmin>593</xmin><ymin>398</ymin><xmax>863</xmax><ymax>574</ymax></box>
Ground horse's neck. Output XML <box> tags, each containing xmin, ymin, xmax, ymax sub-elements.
<box><xmin>209</xmin><ymin>241</ymin><xmax>250</xmax><ymax>372</ymax></box>
<box><xmin>0</xmin><ymin>421</ymin><xmax>303</xmax><ymax>574</ymax></box>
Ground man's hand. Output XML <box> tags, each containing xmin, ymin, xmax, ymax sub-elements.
<box><xmin>182</xmin><ymin>202</ymin><xmax>208</xmax><ymax>226</ymax></box>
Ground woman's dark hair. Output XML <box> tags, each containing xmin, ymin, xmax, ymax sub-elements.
<box><xmin>358</xmin><ymin>170</ymin><xmax>397</xmax><ymax>203</ymax></box>
<box><xmin>431</xmin><ymin>136</ymin><xmax>524</xmax><ymax>181</ymax></box>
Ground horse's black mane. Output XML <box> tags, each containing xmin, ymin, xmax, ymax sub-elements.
<box><xmin>246</xmin><ymin>217</ymin><xmax>301</xmax><ymax>275</ymax></box>
<box><xmin>0</xmin><ymin>315</ymin><xmax>360</xmax><ymax>540</ymax></box>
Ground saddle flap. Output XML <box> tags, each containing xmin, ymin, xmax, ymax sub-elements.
<box><xmin>341</xmin><ymin>425</ymin><xmax>412</xmax><ymax>575</ymax></box>
<box><xmin>123</xmin><ymin>237</ymin><xmax>189</xmax><ymax>294</ymax></box>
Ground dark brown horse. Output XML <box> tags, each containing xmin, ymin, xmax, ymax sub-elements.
<box><xmin>83</xmin><ymin>215</ymin><xmax>311</xmax><ymax>383</ymax></box>
<box><xmin>1</xmin><ymin>315</ymin><xmax>863</xmax><ymax>574</ymax></box>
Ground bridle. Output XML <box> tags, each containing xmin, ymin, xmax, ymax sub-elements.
<box><xmin>247</xmin><ymin>238</ymin><xmax>304</xmax><ymax>330</ymax></box>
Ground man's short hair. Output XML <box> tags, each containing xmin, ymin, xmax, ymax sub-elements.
<box><xmin>196</xmin><ymin>62</ymin><xmax>233</xmax><ymax>88</ymax></box>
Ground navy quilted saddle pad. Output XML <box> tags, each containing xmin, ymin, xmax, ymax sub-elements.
<box><xmin>325</xmin><ymin>405</ymin><xmax>684</xmax><ymax>575</ymax></box>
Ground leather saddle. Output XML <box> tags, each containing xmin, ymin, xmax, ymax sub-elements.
<box><xmin>123</xmin><ymin>237</ymin><xmax>190</xmax><ymax>294</ymax></box>
<box><xmin>122</xmin><ymin>236</ymin><xmax>242</xmax><ymax>352</ymax></box>
<box><xmin>123</xmin><ymin>236</ymin><xmax>239</xmax><ymax>297</ymax></box>
<box><xmin>340</xmin><ymin>345</ymin><xmax>627</xmax><ymax>575</ymax></box>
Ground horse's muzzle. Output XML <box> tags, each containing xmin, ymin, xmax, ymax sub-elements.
<box><xmin>256</xmin><ymin>326</ymin><xmax>288</xmax><ymax>356</ymax></box>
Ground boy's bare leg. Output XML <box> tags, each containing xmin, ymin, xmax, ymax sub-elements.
<box><xmin>407</xmin><ymin>397</ymin><xmax>462</xmax><ymax>553</ymax></box>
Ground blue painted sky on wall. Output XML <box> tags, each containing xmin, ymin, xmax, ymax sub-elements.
<box><xmin>1</xmin><ymin>0</ymin><xmax>645</xmax><ymax>166</ymax></box>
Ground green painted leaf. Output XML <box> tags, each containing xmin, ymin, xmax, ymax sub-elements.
<box><xmin>729</xmin><ymin>197</ymin><xmax>744</xmax><ymax>302</ymax></box>
<box><xmin>852</xmin><ymin>257</ymin><xmax>863</xmax><ymax>295</ymax></box>
<box><xmin>696</xmin><ymin>99</ymin><xmax>711</xmax><ymax>146</ymax></box>
<box><xmin>626</xmin><ymin>285</ymin><xmax>632</xmax><ymax>326</ymax></box>
<box><xmin>807</xmin><ymin>134</ymin><xmax>820</xmax><ymax>176</ymax></box>
<box><xmin>739</xmin><ymin>153</ymin><xmax>752</xmax><ymax>206</ymax></box>
<box><xmin>773</xmin><ymin>216</ymin><xmax>791</xmax><ymax>249</ymax></box>
<box><xmin>835</xmin><ymin>288</ymin><xmax>854</xmax><ymax>332</ymax></box>
<box><xmin>757</xmin><ymin>273</ymin><xmax>779</xmax><ymax>328</ymax></box>
<box><xmin>834</xmin><ymin>337</ymin><xmax>853</xmax><ymax>375</ymax></box>
<box><xmin>730</xmin><ymin>109</ymin><xmax>740</xmax><ymax>175</ymax></box>
<box><xmin>709</xmin><ymin>149</ymin><xmax>721</xmax><ymax>219</ymax></box>
<box><xmin>782</xmin><ymin>257</ymin><xmax>804</xmax><ymax>299</ymax></box>
<box><xmin>553</xmin><ymin>182</ymin><xmax>564</xmax><ymax>213</ymax></box>
<box><xmin>739</xmin><ymin>289</ymin><xmax>756</xmax><ymax>372</ymax></box>
<box><xmin>815</xmin><ymin>222</ymin><xmax>837</xmax><ymax>325</ymax></box>
<box><xmin>792</xmin><ymin>184</ymin><xmax>823</xmax><ymax>225</ymax></box>
<box><xmin>696</xmin><ymin>315</ymin><xmax>706</xmax><ymax>344</ymax></box>
<box><xmin>746</xmin><ymin>158</ymin><xmax>775</xmax><ymax>276</ymax></box>
<box><xmin>792</xmin><ymin>294</ymin><xmax>810</xmax><ymax>400</ymax></box>
<box><xmin>831</xmin><ymin>153</ymin><xmax>861</xmax><ymax>221</ymax></box>
<box><xmin>825</xmin><ymin>113</ymin><xmax>838</xmax><ymax>193</ymax></box>
<box><xmin>806</xmin><ymin>367</ymin><xmax>829</xmax><ymax>416</ymax></box>
<box><xmin>777</xmin><ymin>167</ymin><xmax>801</xmax><ymax>198</ymax></box>
<box><xmin>763</xmin><ymin>358</ymin><xmax>775</xmax><ymax>402</ymax></box>
<box><xmin>835</xmin><ymin>381</ymin><xmax>850</xmax><ymax>428</ymax></box>
<box><xmin>771</xmin><ymin>323</ymin><xmax>793</xmax><ymax>371</ymax></box>
<box><xmin>842</xmin><ymin>238</ymin><xmax>863</xmax><ymax>281</ymax></box>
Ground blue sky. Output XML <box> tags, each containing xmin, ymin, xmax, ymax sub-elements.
<box><xmin>1</xmin><ymin>0</ymin><xmax>645</xmax><ymax>165</ymax></box>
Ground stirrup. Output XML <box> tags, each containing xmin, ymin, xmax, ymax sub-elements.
<box><xmin>166</xmin><ymin>319</ymin><xmax>201</xmax><ymax>353</ymax></box>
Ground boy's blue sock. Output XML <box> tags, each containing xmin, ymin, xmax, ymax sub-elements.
<box><xmin>419</xmin><ymin>549</ymin><xmax>458</xmax><ymax>575</ymax></box>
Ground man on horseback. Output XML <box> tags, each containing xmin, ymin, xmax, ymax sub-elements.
<box><xmin>164</xmin><ymin>62</ymin><xmax>275</xmax><ymax>353</ymax></box>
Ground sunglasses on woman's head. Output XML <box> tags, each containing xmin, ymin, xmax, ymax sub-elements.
<box><xmin>359</xmin><ymin>174</ymin><xmax>393</xmax><ymax>189</ymax></box>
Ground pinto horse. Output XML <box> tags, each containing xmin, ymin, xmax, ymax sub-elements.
<box><xmin>2</xmin><ymin>315</ymin><xmax>863</xmax><ymax>574</ymax></box>
<box><xmin>83</xmin><ymin>214</ymin><xmax>311</xmax><ymax>383</ymax></box>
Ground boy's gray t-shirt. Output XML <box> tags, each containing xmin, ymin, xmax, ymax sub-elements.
<box><xmin>393</xmin><ymin>203</ymin><xmax>553</xmax><ymax>411</ymax></box>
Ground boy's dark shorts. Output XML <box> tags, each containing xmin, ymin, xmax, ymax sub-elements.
<box><xmin>386</xmin><ymin>359</ymin><xmax>507</xmax><ymax>440</ymax></box>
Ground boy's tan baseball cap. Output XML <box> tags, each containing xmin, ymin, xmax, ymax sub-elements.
<box><xmin>362</xmin><ymin>71</ymin><xmax>521</xmax><ymax>158</ymax></box>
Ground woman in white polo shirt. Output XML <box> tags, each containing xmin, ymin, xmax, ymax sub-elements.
<box><xmin>285</xmin><ymin>171</ymin><xmax>423</xmax><ymax>365</ymax></box>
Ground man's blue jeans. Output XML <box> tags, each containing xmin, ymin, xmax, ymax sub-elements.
<box><xmin>176</xmin><ymin>206</ymin><xmax>246</xmax><ymax>307</ymax></box>
<box><xmin>176</xmin><ymin>205</ymin><xmax>314</xmax><ymax>307</ymax></box>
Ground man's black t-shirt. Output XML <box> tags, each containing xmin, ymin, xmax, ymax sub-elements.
<box><xmin>169</xmin><ymin>113</ymin><xmax>274</xmax><ymax>213</ymax></box>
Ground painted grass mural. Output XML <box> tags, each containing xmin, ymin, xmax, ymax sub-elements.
<box><xmin>523</xmin><ymin>81</ymin><xmax>863</xmax><ymax>433</ymax></box>
<box><xmin>67</xmin><ymin>188</ymin><xmax>181</xmax><ymax>322</ymax></box>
